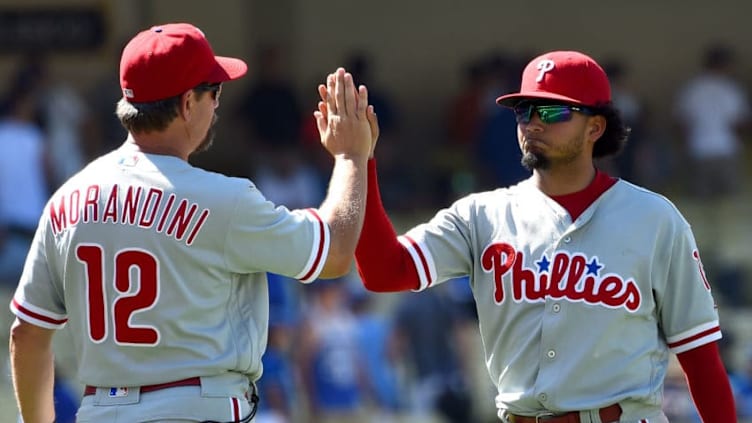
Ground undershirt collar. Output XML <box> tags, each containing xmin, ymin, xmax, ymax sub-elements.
<box><xmin>549</xmin><ymin>169</ymin><xmax>618</xmax><ymax>221</ymax></box>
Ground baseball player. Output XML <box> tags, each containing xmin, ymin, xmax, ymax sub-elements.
<box><xmin>329</xmin><ymin>51</ymin><xmax>736</xmax><ymax>422</ymax></box>
<box><xmin>9</xmin><ymin>23</ymin><xmax>373</xmax><ymax>423</ymax></box>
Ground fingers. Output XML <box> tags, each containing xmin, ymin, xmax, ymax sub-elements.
<box><xmin>313</xmin><ymin>110</ymin><xmax>325</xmax><ymax>134</ymax></box>
<box><xmin>326</xmin><ymin>72</ymin><xmax>337</xmax><ymax>116</ymax></box>
<box><xmin>356</xmin><ymin>85</ymin><xmax>368</xmax><ymax>118</ymax></box>
<box><xmin>333</xmin><ymin>68</ymin><xmax>346</xmax><ymax>116</ymax></box>
<box><xmin>367</xmin><ymin>105</ymin><xmax>379</xmax><ymax>137</ymax></box>
<box><xmin>314</xmin><ymin>101</ymin><xmax>327</xmax><ymax>135</ymax></box>
<box><xmin>317</xmin><ymin>83</ymin><xmax>328</xmax><ymax>104</ymax></box>
<box><xmin>344</xmin><ymin>73</ymin><xmax>356</xmax><ymax>116</ymax></box>
<box><xmin>322</xmin><ymin>69</ymin><xmax>365</xmax><ymax>118</ymax></box>
<box><xmin>364</xmin><ymin>105</ymin><xmax>379</xmax><ymax>159</ymax></box>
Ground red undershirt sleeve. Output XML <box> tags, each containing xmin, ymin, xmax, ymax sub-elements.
<box><xmin>676</xmin><ymin>341</ymin><xmax>737</xmax><ymax>422</ymax></box>
<box><xmin>354</xmin><ymin>159</ymin><xmax>421</xmax><ymax>292</ymax></box>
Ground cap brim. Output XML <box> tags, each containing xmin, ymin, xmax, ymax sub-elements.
<box><xmin>496</xmin><ymin>91</ymin><xmax>585</xmax><ymax>108</ymax></box>
<box><xmin>208</xmin><ymin>56</ymin><xmax>248</xmax><ymax>83</ymax></box>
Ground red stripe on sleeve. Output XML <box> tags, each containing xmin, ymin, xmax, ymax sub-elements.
<box><xmin>403</xmin><ymin>235</ymin><xmax>432</xmax><ymax>287</ymax></box>
<box><xmin>667</xmin><ymin>326</ymin><xmax>720</xmax><ymax>349</ymax></box>
<box><xmin>677</xmin><ymin>342</ymin><xmax>736</xmax><ymax>422</ymax></box>
<box><xmin>300</xmin><ymin>208</ymin><xmax>326</xmax><ymax>281</ymax></box>
<box><xmin>12</xmin><ymin>298</ymin><xmax>68</xmax><ymax>325</ymax></box>
<box><xmin>355</xmin><ymin>160</ymin><xmax>420</xmax><ymax>292</ymax></box>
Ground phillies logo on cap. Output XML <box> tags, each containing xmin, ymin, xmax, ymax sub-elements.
<box><xmin>496</xmin><ymin>50</ymin><xmax>611</xmax><ymax>108</ymax></box>
<box><xmin>535</xmin><ymin>59</ymin><xmax>555</xmax><ymax>82</ymax></box>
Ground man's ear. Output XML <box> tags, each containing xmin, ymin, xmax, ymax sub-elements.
<box><xmin>179</xmin><ymin>90</ymin><xmax>195</xmax><ymax>121</ymax></box>
<box><xmin>588</xmin><ymin>115</ymin><xmax>607</xmax><ymax>143</ymax></box>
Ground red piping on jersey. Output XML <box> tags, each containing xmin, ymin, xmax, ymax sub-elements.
<box><xmin>403</xmin><ymin>235</ymin><xmax>432</xmax><ymax>287</ymax></box>
<box><xmin>667</xmin><ymin>326</ymin><xmax>720</xmax><ymax>349</ymax></box>
<box><xmin>355</xmin><ymin>160</ymin><xmax>421</xmax><ymax>292</ymax></box>
<box><xmin>300</xmin><ymin>208</ymin><xmax>326</xmax><ymax>281</ymax></box>
<box><xmin>231</xmin><ymin>397</ymin><xmax>240</xmax><ymax>421</ymax></box>
<box><xmin>12</xmin><ymin>299</ymin><xmax>68</xmax><ymax>325</ymax></box>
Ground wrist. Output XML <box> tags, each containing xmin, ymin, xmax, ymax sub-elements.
<box><xmin>332</xmin><ymin>152</ymin><xmax>370</xmax><ymax>163</ymax></box>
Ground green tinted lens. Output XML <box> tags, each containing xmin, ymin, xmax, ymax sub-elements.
<box><xmin>536</xmin><ymin>105</ymin><xmax>574</xmax><ymax>123</ymax></box>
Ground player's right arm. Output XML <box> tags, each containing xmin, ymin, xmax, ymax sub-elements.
<box><xmin>313</xmin><ymin>68</ymin><xmax>373</xmax><ymax>278</ymax></box>
<box><xmin>9</xmin><ymin>317</ymin><xmax>56</xmax><ymax>423</ymax></box>
<box><xmin>354</xmin><ymin>159</ymin><xmax>421</xmax><ymax>292</ymax></box>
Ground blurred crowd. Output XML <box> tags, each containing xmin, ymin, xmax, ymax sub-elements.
<box><xmin>1</xmin><ymin>41</ymin><xmax>752</xmax><ymax>422</ymax></box>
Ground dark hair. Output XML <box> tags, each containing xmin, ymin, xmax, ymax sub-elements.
<box><xmin>591</xmin><ymin>103</ymin><xmax>630</xmax><ymax>159</ymax></box>
<box><xmin>116</xmin><ymin>89</ymin><xmax>212</xmax><ymax>134</ymax></box>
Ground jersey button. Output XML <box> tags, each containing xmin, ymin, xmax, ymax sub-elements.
<box><xmin>563</xmin><ymin>236</ymin><xmax>572</xmax><ymax>243</ymax></box>
<box><xmin>539</xmin><ymin>393</ymin><xmax>548</xmax><ymax>402</ymax></box>
<box><xmin>547</xmin><ymin>350</ymin><xmax>556</xmax><ymax>359</ymax></box>
<box><xmin>552</xmin><ymin>303</ymin><xmax>561</xmax><ymax>313</ymax></box>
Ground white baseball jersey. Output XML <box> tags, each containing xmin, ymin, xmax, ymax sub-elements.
<box><xmin>11</xmin><ymin>142</ymin><xmax>329</xmax><ymax>387</ymax></box>
<box><xmin>397</xmin><ymin>177</ymin><xmax>720</xmax><ymax>419</ymax></box>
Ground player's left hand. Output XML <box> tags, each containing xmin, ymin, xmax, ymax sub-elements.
<box><xmin>313</xmin><ymin>68</ymin><xmax>371</xmax><ymax>160</ymax></box>
<box><xmin>365</xmin><ymin>103</ymin><xmax>379</xmax><ymax>159</ymax></box>
<box><xmin>315</xmin><ymin>70</ymin><xmax>379</xmax><ymax>159</ymax></box>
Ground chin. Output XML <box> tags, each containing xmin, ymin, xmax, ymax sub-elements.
<box><xmin>521</xmin><ymin>152</ymin><xmax>550</xmax><ymax>170</ymax></box>
<box><xmin>193</xmin><ymin>138</ymin><xmax>214</xmax><ymax>155</ymax></box>
<box><xmin>193</xmin><ymin>126</ymin><xmax>216</xmax><ymax>155</ymax></box>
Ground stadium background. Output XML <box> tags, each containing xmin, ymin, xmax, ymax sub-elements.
<box><xmin>1</xmin><ymin>0</ymin><xmax>752</xmax><ymax>421</ymax></box>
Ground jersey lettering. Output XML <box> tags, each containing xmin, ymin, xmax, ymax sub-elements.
<box><xmin>480</xmin><ymin>242</ymin><xmax>641</xmax><ymax>311</ymax></box>
<box><xmin>76</xmin><ymin>244</ymin><xmax>161</xmax><ymax>346</ymax></box>
<box><xmin>49</xmin><ymin>185</ymin><xmax>209</xmax><ymax>245</ymax></box>
<box><xmin>121</xmin><ymin>186</ymin><xmax>143</xmax><ymax>225</ymax></box>
<box><xmin>480</xmin><ymin>242</ymin><xmax>516</xmax><ymax>302</ymax></box>
<box><xmin>78</xmin><ymin>244</ymin><xmax>107</xmax><ymax>342</ymax></box>
<box><xmin>692</xmin><ymin>250</ymin><xmax>711</xmax><ymax>291</ymax></box>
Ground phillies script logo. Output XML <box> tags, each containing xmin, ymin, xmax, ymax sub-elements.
<box><xmin>481</xmin><ymin>242</ymin><xmax>641</xmax><ymax>312</ymax></box>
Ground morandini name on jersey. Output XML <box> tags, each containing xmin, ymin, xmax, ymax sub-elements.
<box><xmin>481</xmin><ymin>242</ymin><xmax>641</xmax><ymax>312</ymax></box>
<box><xmin>48</xmin><ymin>184</ymin><xmax>209</xmax><ymax>245</ymax></box>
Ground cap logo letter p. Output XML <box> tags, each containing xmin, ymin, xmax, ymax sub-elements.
<box><xmin>536</xmin><ymin>60</ymin><xmax>555</xmax><ymax>82</ymax></box>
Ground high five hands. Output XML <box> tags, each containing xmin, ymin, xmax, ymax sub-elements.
<box><xmin>314</xmin><ymin>68</ymin><xmax>379</xmax><ymax>159</ymax></box>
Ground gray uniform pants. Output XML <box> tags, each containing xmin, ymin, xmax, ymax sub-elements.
<box><xmin>76</xmin><ymin>373</ymin><xmax>256</xmax><ymax>423</ymax></box>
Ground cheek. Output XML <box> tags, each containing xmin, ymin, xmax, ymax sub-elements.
<box><xmin>516</xmin><ymin>126</ymin><xmax>524</xmax><ymax>146</ymax></box>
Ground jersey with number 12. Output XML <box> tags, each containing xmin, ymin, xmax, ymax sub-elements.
<box><xmin>11</xmin><ymin>142</ymin><xmax>329</xmax><ymax>386</ymax></box>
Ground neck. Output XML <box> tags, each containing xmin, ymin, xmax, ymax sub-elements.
<box><xmin>532</xmin><ymin>162</ymin><xmax>597</xmax><ymax>196</ymax></box>
<box><xmin>126</xmin><ymin>127</ymin><xmax>191</xmax><ymax>161</ymax></box>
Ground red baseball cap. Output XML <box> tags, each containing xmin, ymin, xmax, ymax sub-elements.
<box><xmin>120</xmin><ymin>23</ymin><xmax>248</xmax><ymax>103</ymax></box>
<box><xmin>496</xmin><ymin>50</ymin><xmax>611</xmax><ymax>108</ymax></box>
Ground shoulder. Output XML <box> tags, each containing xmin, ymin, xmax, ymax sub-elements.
<box><xmin>454</xmin><ymin>179</ymin><xmax>531</xmax><ymax>208</ymax></box>
<box><xmin>184</xmin><ymin>169</ymin><xmax>267</xmax><ymax>210</ymax></box>
<box><xmin>606</xmin><ymin>180</ymin><xmax>691</xmax><ymax>229</ymax></box>
<box><xmin>448</xmin><ymin>187</ymin><xmax>515</xmax><ymax>214</ymax></box>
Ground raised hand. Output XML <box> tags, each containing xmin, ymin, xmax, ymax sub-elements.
<box><xmin>313</xmin><ymin>68</ymin><xmax>372</xmax><ymax>160</ymax></box>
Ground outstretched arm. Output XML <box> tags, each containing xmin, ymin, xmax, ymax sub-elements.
<box><xmin>315</xmin><ymin>74</ymin><xmax>419</xmax><ymax>289</ymax></box>
<box><xmin>313</xmin><ymin>68</ymin><xmax>372</xmax><ymax>278</ymax></box>
<box><xmin>354</xmin><ymin>159</ymin><xmax>421</xmax><ymax>292</ymax></box>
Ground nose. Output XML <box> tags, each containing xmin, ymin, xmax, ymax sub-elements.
<box><xmin>521</xmin><ymin>113</ymin><xmax>544</xmax><ymax>132</ymax></box>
